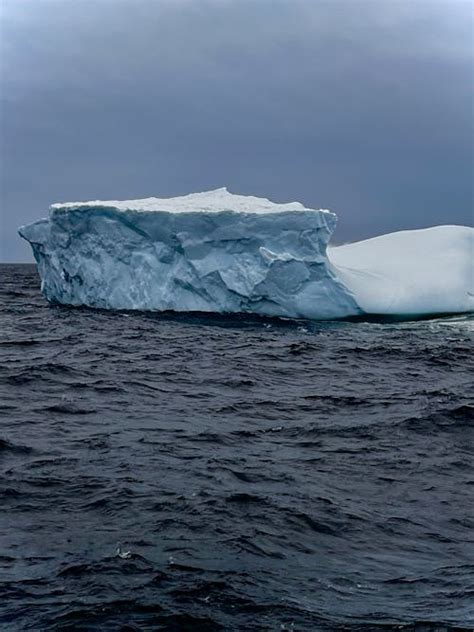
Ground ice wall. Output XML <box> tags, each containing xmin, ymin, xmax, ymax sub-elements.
<box><xmin>19</xmin><ymin>189</ymin><xmax>361</xmax><ymax>319</ymax></box>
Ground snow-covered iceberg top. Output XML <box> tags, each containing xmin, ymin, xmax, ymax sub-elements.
<box><xmin>19</xmin><ymin>188</ymin><xmax>474</xmax><ymax>320</ymax></box>
<box><xmin>50</xmin><ymin>186</ymin><xmax>330</xmax><ymax>215</ymax></box>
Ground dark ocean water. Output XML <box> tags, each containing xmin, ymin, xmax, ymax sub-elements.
<box><xmin>0</xmin><ymin>263</ymin><xmax>473</xmax><ymax>632</ymax></box>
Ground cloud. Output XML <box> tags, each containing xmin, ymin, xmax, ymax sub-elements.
<box><xmin>1</xmin><ymin>0</ymin><xmax>472</xmax><ymax>260</ymax></box>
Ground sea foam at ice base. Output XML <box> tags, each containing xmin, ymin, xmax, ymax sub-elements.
<box><xmin>19</xmin><ymin>188</ymin><xmax>474</xmax><ymax>320</ymax></box>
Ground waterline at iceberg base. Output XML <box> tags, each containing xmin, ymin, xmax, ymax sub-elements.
<box><xmin>19</xmin><ymin>188</ymin><xmax>474</xmax><ymax>320</ymax></box>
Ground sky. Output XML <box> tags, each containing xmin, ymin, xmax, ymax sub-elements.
<box><xmin>1</xmin><ymin>0</ymin><xmax>472</xmax><ymax>262</ymax></box>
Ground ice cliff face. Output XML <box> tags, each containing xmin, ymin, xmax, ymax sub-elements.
<box><xmin>19</xmin><ymin>188</ymin><xmax>474</xmax><ymax>319</ymax></box>
<box><xmin>18</xmin><ymin>188</ymin><xmax>361</xmax><ymax>319</ymax></box>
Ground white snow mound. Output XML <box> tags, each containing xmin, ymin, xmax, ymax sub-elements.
<box><xmin>328</xmin><ymin>225</ymin><xmax>474</xmax><ymax>316</ymax></box>
<box><xmin>18</xmin><ymin>188</ymin><xmax>474</xmax><ymax>319</ymax></box>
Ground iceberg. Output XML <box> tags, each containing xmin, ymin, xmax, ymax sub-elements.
<box><xmin>18</xmin><ymin>188</ymin><xmax>473</xmax><ymax>320</ymax></box>
<box><xmin>329</xmin><ymin>225</ymin><xmax>474</xmax><ymax>317</ymax></box>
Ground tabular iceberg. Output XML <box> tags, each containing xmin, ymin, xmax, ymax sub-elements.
<box><xmin>18</xmin><ymin>188</ymin><xmax>474</xmax><ymax>320</ymax></box>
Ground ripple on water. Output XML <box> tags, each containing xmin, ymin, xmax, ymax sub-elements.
<box><xmin>0</xmin><ymin>265</ymin><xmax>473</xmax><ymax>631</ymax></box>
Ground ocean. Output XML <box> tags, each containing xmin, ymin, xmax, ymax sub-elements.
<box><xmin>1</xmin><ymin>263</ymin><xmax>473</xmax><ymax>631</ymax></box>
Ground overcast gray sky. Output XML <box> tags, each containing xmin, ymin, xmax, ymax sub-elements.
<box><xmin>1</xmin><ymin>0</ymin><xmax>472</xmax><ymax>261</ymax></box>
